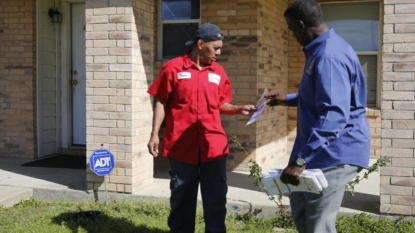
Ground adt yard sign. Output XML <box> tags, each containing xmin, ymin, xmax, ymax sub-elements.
<box><xmin>89</xmin><ymin>149</ymin><xmax>115</xmax><ymax>176</ymax></box>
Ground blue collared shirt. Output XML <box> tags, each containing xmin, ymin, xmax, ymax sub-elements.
<box><xmin>286</xmin><ymin>28</ymin><xmax>371</xmax><ymax>169</ymax></box>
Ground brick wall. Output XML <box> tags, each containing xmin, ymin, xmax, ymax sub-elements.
<box><xmin>151</xmin><ymin>0</ymin><xmax>383</xmax><ymax>175</ymax></box>
<box><xmin>253</xmin><ymin>0</ymin><xmax>288</xmax><ymax>168</ymax></box>
<box><xmin>165</xmin><ymin>0</ymin><xmax>288</xmax><ymax>171</ymax></box>
<box><xmin>0</xmin><ymin>0</ymin><xmax>37</xmax><ymax>158</ymax></box>
<box><xmin>130</xmin><ymin>0</ymin><xmax>156</xmax><ymax>193</ymax></box>
<box><xmin>153</xmin><ymin>0</ymin><xmax>289</xmax><ymax>171</ymax></box>
<box><xmin>202</xmin><ymin>0</ymin><xmax>263</xmax><ymax>170</ymax></box>
<box><xmin>286</xmin><ymin>0</ymin><xmax>382</xmax><ymax>159</ymax></box>
<box><xmin>85</xmin><ymin>0</ymin><xmax>155</xmax><ymax>194</ymax></box>
<box><xmin>380</xmin><ymin>0</ymin><xmax>415</xmax><ymax>215</ymax></box>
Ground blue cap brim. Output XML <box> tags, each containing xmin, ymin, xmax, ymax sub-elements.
<box><xmin>185</xmin><ymin>40</ymin><xmax>195</xmax><ymax>46</ymax></box>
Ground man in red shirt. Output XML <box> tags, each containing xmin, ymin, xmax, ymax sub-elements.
<box><xmin>147</xmin><ymin>23</ymin><xmax>256</xmax><ymax>233</ymax></box>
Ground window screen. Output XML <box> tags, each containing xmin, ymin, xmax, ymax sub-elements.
<box><xmin>321</xmin><ymin>2</ymin><xmax>379</xmax><ymax>52</ymax></box>
<box><xmin>321</xmin><ymin>2</ymin><xmax>380</xmax><ymax>106</ymax></box>
<box><xmin>162</xmin><ymin>0</ymin><xmax>200</xmax><ymax>20</ymax></box>
<box><xmin>159</xmin><ymin>0</ymin><xmax>200</xmax><ymax>59</ymax></box>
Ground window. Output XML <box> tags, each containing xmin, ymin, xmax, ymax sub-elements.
<box><xmin>321</xmin><ymin>1</ymin><xmax>381</xmax><ymax>107</ymax></box>
<box><xmin>158</xmin><ymin>0</ymin><xmax>200</xmax><ymax>60</ymax></box>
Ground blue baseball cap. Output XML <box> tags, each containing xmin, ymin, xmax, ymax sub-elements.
<box><xmin>185</xmin><ymin>23</ymin><xmax>224</xmax><ymax>46</ymax></box>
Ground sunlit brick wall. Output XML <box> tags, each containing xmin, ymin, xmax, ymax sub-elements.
<box><xmin>380</xmin><ymin>0</ymin><xmax>415</xmax><ymax>215</ymax></box>
<box><xmin>85</xmin><ymin>0</ymin><xmax>155</xmax><ymax>194</ymax></box>
<box><xmin>152</xmin><ymin>1</ymin><xmax>290</xmax><ymax>171</ymax></box>
<box><xmin>0</xmin><ymin>0</ymin><xmax>37</xmax><ymax>158</ymax></box>
<box><xmin>253</xmin><ymin>0</ymin><xmax>289</xmax><ymax>169</ymax></box>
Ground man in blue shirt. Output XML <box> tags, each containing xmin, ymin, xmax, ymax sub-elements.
<box><xmin>266</xmin><ymin>0</ymin><xmax>371</xmax><ymax>232</ymax></box>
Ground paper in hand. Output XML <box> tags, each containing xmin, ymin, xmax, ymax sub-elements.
<box><xmin>246</xmin><ymin>88</ymin><xmax>267</xmax><ymax>125</ymax></box>
<box><xmin>261</xmin><ymin>168</ymin><xmax>328</xmax><ymax>195</ymax></box>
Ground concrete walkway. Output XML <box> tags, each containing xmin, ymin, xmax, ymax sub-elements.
<box><xmin>0</xmin><ymin>155</ymin><xmax>381</xmax><ymax>217</ymax></box>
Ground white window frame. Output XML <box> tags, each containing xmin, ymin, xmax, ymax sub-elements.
<box><xmin>157</xmin><ymin>0</ymin><xmax>201</xmax><ymax>60</ymax></box>
<box><xmin>320</xmin><ymin>0</ymin><xmax>383</xmax><ymax>108</ymax></box>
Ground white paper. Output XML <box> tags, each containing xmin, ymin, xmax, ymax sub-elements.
<box><xmin>261</xmin><ymin>168</ymin><xmax>328</xmax><ymax>195</ymax></box>
<box><xmin>246</xmin><ymin>88</ymin><xmax>267</xmax><ymax>125</ymax></box>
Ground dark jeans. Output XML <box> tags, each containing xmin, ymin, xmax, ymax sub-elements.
<box><xmin>168</xmin><ymin>157</ymin><xmax>228</xmax><ymax>233</ymax></box>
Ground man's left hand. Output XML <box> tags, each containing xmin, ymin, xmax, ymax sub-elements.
<box><xmin>280</xmin><ymin>162</ymin><xmax>306</xmax><ymax>186</ymax></box>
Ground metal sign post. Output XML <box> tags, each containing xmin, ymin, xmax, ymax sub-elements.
<box><xmin>104</xmin><ymin>175</ymin><xmax>108</xmax><ymax>205</ymax></box>
<box><xmin>89</xmin><ymin>146</ymin><xmax>115</xmax><ymax>205</ymax></box>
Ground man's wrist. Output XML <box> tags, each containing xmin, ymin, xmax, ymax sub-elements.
<box><xmin>295</xmin><ymin>157</ymin><xmax>306</xmax><ymax>167</ymax></box>
<box><xmin>235</xmin><ymin>105</ymin><xmax>243</xmax><ymax>114</ymax></box>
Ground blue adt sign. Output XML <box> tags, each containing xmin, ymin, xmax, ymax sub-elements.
<box><xmin>89</xmin><ymin>149</ymin><xmax>115</xmax><ymax>176</ymax></box>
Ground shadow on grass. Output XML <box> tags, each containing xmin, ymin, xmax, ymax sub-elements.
<box><xmin>52</xmin><ymin>211</ymin><xmax>170</xmax><ymax>233</ymax></box>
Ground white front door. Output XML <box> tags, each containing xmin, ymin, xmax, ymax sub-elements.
<box><xmin>71</xmin><ymin>3</ymin><xmax>86</xmax><ymax>145</ymax></box>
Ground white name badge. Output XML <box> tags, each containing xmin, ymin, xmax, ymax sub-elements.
<box><xmin>177</xmin><ymin>72</ymin><xmax>191</xmax><ymax>80</ymax></box>
<box><xmin>208</xmin><ymin>73</ymin><xmax>221</xmax><ymax>85</ymax></box>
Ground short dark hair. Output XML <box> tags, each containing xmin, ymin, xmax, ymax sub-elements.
<box><xmin>284</xmin><ymin>0</ymin><xmax>324</xmax><ymax>28</ymax></box>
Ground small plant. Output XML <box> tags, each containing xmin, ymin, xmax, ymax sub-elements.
<box><xmin>229</xmin><ymin>136</ymin><xmax>280</xmax><ymax>204</ymax></box>
<box><xmin>346</xmin><ymin>156</ymin><xmax>390</xmax><ymax>196</ymax></box>
<box><xmin>336</xmin><ymin>213</ymin><xmax>415</xmax><ymax>233</ymax></box>
<box><xmin>230</xmin><ymin>134</ymin><xmax>393</xmax><ymax>231</ymax></box>
<box><xmin>229</xmin><ymin>135</ymin><xmax>294</xmax><ymax>226</ymax></box>
<box><xmin>229</xmin><ymin>134</ymin><xmax>389</xmax><ymax>203</ymax></box>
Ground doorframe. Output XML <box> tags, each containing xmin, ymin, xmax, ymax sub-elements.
<box><xmin>60</xmin><ymin>0</ymin><xmax>86</xmax><ymax>149</ymax></box>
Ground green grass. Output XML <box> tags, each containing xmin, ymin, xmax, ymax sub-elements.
<box><xmin>336</xmin><ymin>213</ymin><xmax>415</xmax><ymax>233</ymax></box>
<box><xmin>0</xmin><ymin>200</ymin><xmax>283</xmax><ymax>233</ymax></box>
<box><xmin>0</xmin><ymin>199</ymin><xmax>414</xmax><ymax>233</ymax></box>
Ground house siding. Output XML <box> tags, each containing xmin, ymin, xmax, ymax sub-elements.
<box><xmin>38</xmin><ymin>0</ymin><xmax>59</xmax><ymax>157</ymax></box>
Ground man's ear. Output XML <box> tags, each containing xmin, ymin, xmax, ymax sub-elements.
<box><xmin>196</xmin><ymin>39</ymin><xmax>204</xmax><ymax>49</ymax></box>
<box><xmin>297</xmin><ymin>20</ymin><xmax>305</xmax><ymax>31</ymax></box>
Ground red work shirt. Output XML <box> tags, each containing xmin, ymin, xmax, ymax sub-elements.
<box><xmin>148</xmin><ymin>54</ymin><xmax>232</xmax><ymax>164</ymax></box>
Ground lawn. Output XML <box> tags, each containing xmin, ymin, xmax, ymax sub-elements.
<box><xmin>0</xmin><ymin>199</ymin><xmax>414</xmax><ymax>233</ymax></box>
<box><xmin>0</xmin><ymin>199</ymin><xmax>287</xmax><ymax>233</ymax></box>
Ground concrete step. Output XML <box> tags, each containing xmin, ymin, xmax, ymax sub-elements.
<box><xmin>0</xmin><ymin>186</ymin><xmax>33</xmax><ymax>207</ymax></box>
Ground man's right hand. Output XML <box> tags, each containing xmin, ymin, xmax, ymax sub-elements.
<box><xmin>265</xmin><ymin>92</ymin><xmax>287</xmax><ymax>107</ymax></box>
<box><xmin>147</xmin><ymin>134</ymin><xmax>160</xmax><ymax>157</ymax></box>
